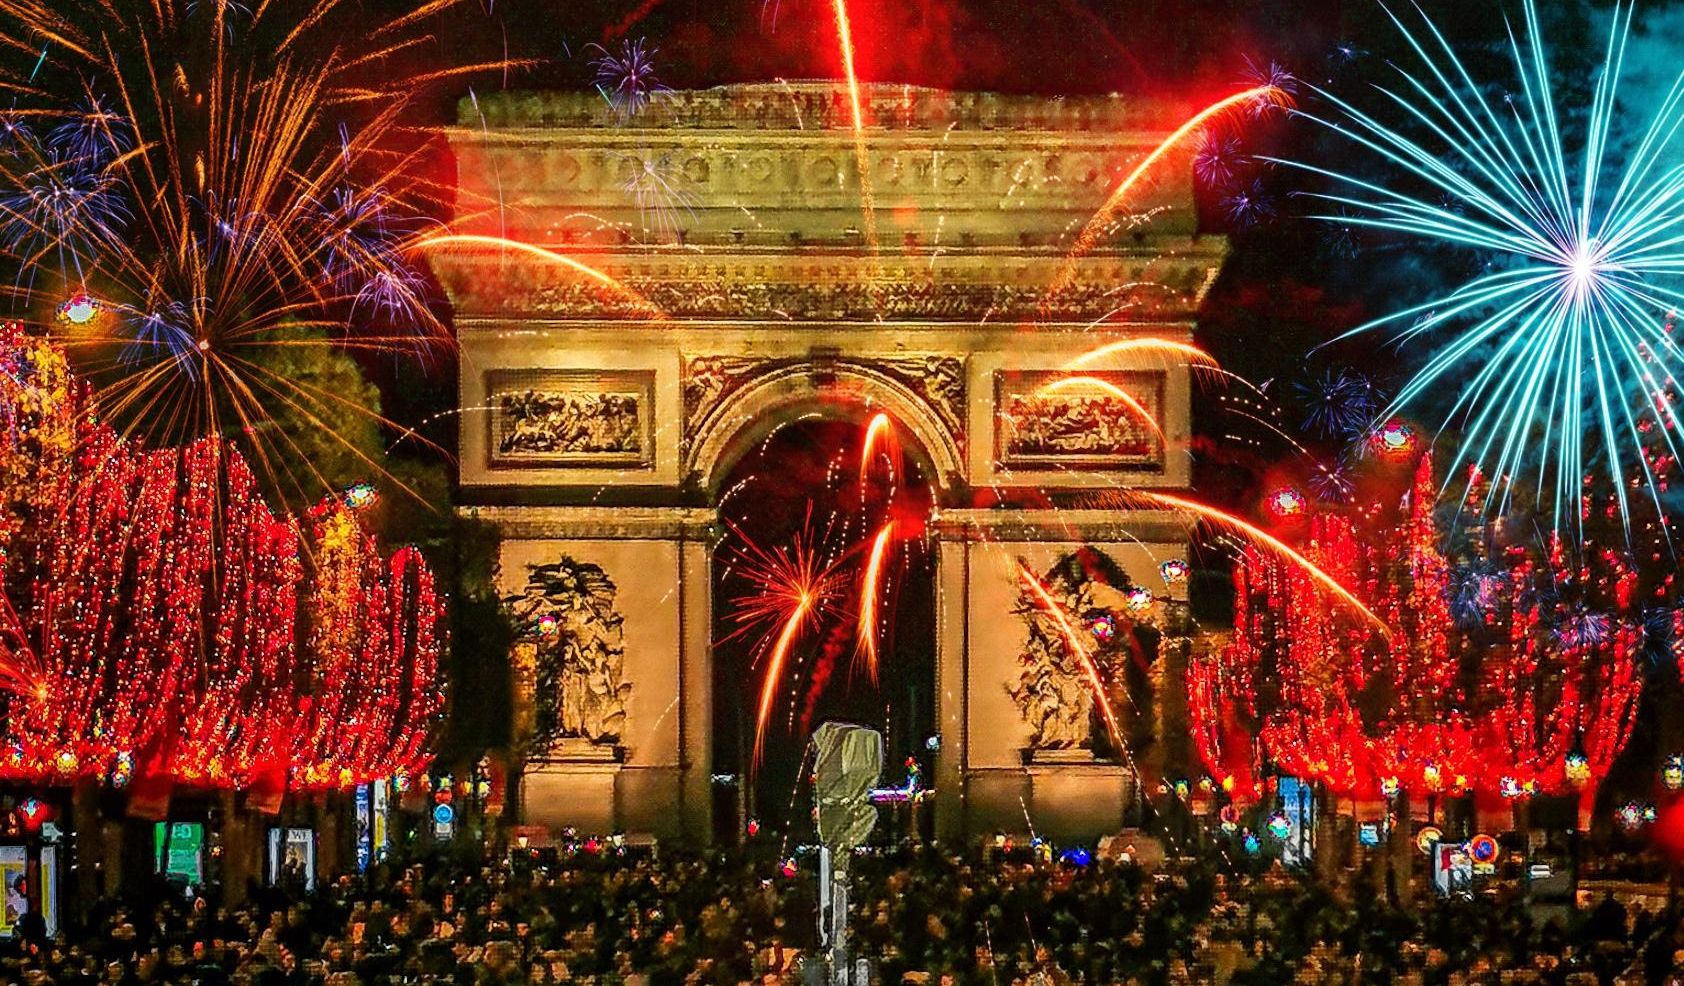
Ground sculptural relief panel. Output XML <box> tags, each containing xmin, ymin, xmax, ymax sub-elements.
<box><xmin>486</xmin><ymin>369</ymin><xmax>655</xmax><ymax>470</ymax></box>
<box><xmin>994</xmin><ymin>369</ymin><xmax>1165</xmax><ymax>471</ymax></box>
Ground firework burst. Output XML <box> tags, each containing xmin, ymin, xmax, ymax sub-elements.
<box><xmin>0</xmin><ymin>0</ymin><xmax>512</xmax><ymax>504</ymax></box>
<box><xmin>721</xmin><ymin>528</ymin><xmax>844</xmax><ymax>770</ymax></box>
<box><xmin>588</xmin><ymin>38</ymin><xmax>671</xmax><ymax>119</ymax></box>
<box><xmin>1281</xmin><ymin>0</ymin><xmax>1684</xmax><ymax>532</ymax></box>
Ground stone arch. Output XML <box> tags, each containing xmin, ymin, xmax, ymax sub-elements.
<box><xmin>690</xmin><ymin>361</ymin><xmax>965</xmax><ymax>499</ymax></box>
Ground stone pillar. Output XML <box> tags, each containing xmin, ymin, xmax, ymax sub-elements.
<box><xmin>678</xmin><ymin>535</ymin><xmax>715</xmax><ymax>844</ymax></box>
<box><xmin>934</xmin><ymin>538</ymin><xmax>968</xmax><ymax>843</ymax></box>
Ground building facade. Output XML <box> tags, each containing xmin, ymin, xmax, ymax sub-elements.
<box><xmin>434</xmin><ymin>83</ymin><xmax>1228</xmax><ymax>843</ymax></box>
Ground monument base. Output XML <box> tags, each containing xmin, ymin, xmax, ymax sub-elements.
<box><xmin>1021</xmin><ymin>747</ymin><xmax>1134</xmax><ymax>841</ymax></box>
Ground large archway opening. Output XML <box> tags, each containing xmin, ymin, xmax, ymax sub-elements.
<box><xmin>710</xmin><ymin>414</ymin><xmax>937</xmax><ymax>844</ymax></box>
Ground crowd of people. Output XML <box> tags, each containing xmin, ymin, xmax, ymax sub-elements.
<box><xmin>0</xmin><ymin>836</ymin><xmax>1679</xmax><ymax>986</ymax></box>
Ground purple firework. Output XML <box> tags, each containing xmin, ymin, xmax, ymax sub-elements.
<box><xmin>120</xmin><ymin>300</ymin><xmax>198</xmax><ymax>374</ymax></box>
<box><xmin>1194</xmin><ymin>133</ymin><xmax>1243</xmax><ymax>190</ymax></box>
<box><xmin>1241</xmin><ymin>56</ymin><xmax>1297</xmax><ymax>117</ymax></box>
<box><xmin>1296</xmin><ymin>367</ymin><xmax>1383</xmax><ymax>439</ymax></box>
<box><xmin>589</xmin><ymin>39</ymin><xmax>670</xmax><ymax>119</ymax></box>
<box><xmin>1223</xmin><ymin>177</ymin><xmax>1275</xmax><ymax>229</ymax></box>
<box><xmin>47</xmin><ymin>94</ymin><xmax>130</xmax><ymax>165</ymax></box>
<box><xmin>0</xmin><ymin>154</ymin><xmax>130</xmax><ymax>273</ymax></box>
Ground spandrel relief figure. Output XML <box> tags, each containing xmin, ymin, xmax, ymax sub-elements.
<box><xmin>507</xmin><ymin>557</ymin><xmax>631</xmax><ymax>750</ymax></box>
<box><xmin>1008</xmin><ymin>547</ymin><xmax>1162</xmax><ymax>756</ymax></box>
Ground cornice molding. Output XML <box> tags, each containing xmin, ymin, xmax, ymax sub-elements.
<box><xmin>459</xmin><ymin>506</ymin><xmax>718</xmax><ymax>541</ymax></box>
<box><xmin>457</xmin><ymin>83</ymin><xmax>1197</xmax><ymax>135</ymax></box>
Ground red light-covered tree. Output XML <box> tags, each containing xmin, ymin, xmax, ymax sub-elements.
<box><xmin>1192</xmin><ymin>454</ymin><xmax>1645</xmax><ymax>829</ymax></box>
<box><xmin>290</xmin><ymin>503</ymin><xmax>445</xmax><ymax>791</ymax></box>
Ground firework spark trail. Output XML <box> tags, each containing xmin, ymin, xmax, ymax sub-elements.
<box><xmin>1051</xmin><ymin>85</ymin><xmax>1288</xmax><ymax>300</ymax></box>
<box><xmin>1065</xmin><ymin>337</ymin><xmax>1221</xmax><ymax>371</ymax></box>
<box><xmin>830</xmin><ymin>0</ymin><xmax>877</xmax><ymax>256</ymax></box>
<box><xmin>754</xmin><ymin>590</ymin><xmax>814</xmax><ymax>770</ymax></box>
<box><xmin>859</xmin><ymin>410</ymin><xmax>895</xmax><ymax>483</ymax></box>
<box><xmin>1108</xmin><ymin>488</ymin><xmax>1389</xmax><ymax>633</ymax></box>
<box><xmin>1015</xmin><ymin>561</ymin><xmax>1125</xmax><ymax>751</ymax></box>
<box><xmin>1277</xmin><ymin>0</ymin><xmax>1684</xmax><ymax>532</ymax></box>
<box><xmin>1037</xmin><ymin>375</ymin><xmax>1166</xmax><ymax>441</ymax></box>
<box><xmin>412</xmin><ymin>235</ymin><xmax>660</xmax><ymax>312</ymax></box>
<box><xmin>854</xmin><ymin>520</ymin><xmax>895</xmax><ymax>683</ymax></box>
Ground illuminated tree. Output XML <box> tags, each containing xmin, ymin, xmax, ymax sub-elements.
<box><xmin>290</xmin><ymin>502</ymin><xmax>445</xmax><ymax>791</ymax></box>
<box><xmin>1192</xmin><ymin>454</ymin><xmax>1646</xmax><ymax>828</ymax></box>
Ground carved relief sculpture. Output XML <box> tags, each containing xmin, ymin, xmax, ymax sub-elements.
<box><xmin>995</xmin><ymin>370</ymin><xmax>1165</xmax><ymax>470</ymax></box>
<box><xmin>1008</xmin><ymin>547</ymin><xmax>1161</xmax><ymax>754</ymax></box>
<box><xmin>507</xmin><ymin>557</ymin><xmax>631</xmax><ymax>749</ymax></box>
<box><xmin>488</xmin><ymin>370</ymin><xmax>654</xmax><ymax>469</ymax></box>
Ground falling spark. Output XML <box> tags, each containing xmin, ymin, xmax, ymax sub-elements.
<box><xmin>830</xmin><ymin>0</ymin><xmax>877</xmax><ymax>255</ymax></box>
<box><xmin>1037</xmin><ymin>376</ymin><xmax>1165</xmax><ymax>441</ymax></box>
<box><xmin>860</xmin><ymin>411</ymin><xmax>894</xmax><ymax>481</ymax></box>
<box><xmin>1065</xmin><ymin>337</ymin><xmax>1221</xmax><ymax>371</ymax></box>
<box><xmin>1016</xmin><ymin>562</ymin><xmax>1124</xmax><ymax>751</ymax></box>
<box><xmin>855</xmin><ymin>521</ymin><xmax>895</xmax><ymax>683</ymax></box>
<box><xmin>412</xmin><ymin>234</ymin><xmax>660</xmax><ymax>312</ymax></box>
<box><xmin>1106</xmin><ymin>489</ymin><xmax>1388</xmax><ymax>633</ymax></box>
<box><xmin>1053</xmin><ymin>85</ymin><xmax>1288</xmax><ymax>297</ymax></box>
<box><xmin>755</xmin><ymin>591</ymin><xmax>815</xmax><ymax>769</ymax></box>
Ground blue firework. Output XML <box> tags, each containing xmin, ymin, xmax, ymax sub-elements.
<box><xmin>1308</xmin><ymin>459</ymin><xmax>1355</xmax><ymax>502</ymax></box>
<box><xmin>588</xmin><ymin>38</ymin><xmax>670</xmax><ymax>119</ymax></box>
<box><xmin>1223</xmin><ymin>177</ymin><xmax>1275</xmax><ymax>230</ymax></box>
<box><xmin>120</xmin><ymin>300</ymin><xmax>197</xmax><ymax>373</ymax></box>
<box><xmin>1296</xmin><ymin>367</ymin><xmax>1384</xmax><ymax>439</ymax></box>
<box><xmin>1278</xmin><ymin>0</ymin><xmax>1684</xmax><ymax>532</ymax></box>
<box><xmin>1554</xmin><ymin>607</ymin><xmax>1610</xmax><ymax>650</ymax></box>
<box><xmin>0</xmin><ymin>154</ymin><xmax>129</xmax><ymax>273</ymax></box>
<box><xmin>47</xmin><ymin>94</ymin><xmax>130</xmax><ymax>165</ymax></box>
<box><xmin>1194</xmin><ymin>133</ymin><xmax>1243</xmax><ymax>190</ymax></box>
<box><xmin>352</xmin><ymin>260</ymin><xmax>428</xmax><ymax>324</ymax></box>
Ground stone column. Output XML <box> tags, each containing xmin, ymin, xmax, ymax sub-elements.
<box><xmin>678</xmin><ymin>534</ymin><xmax>715</xmax><ymax>844</ymax></box>
<box><xmin>934</xmin><ymin>537</ymin><xmax>968</xmax><ymax>844</ymax></box>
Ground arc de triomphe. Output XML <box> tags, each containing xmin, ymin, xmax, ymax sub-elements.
<box><xmin>434</xmin><ymin>83</ymin><xmax>1228</xmax><ymax>843</ymax></box>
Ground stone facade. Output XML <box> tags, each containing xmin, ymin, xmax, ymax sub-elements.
<box><xmin>437</xmin><ymin>83</ymin><xmax>1226</xmax><ymax>843</ymax></box>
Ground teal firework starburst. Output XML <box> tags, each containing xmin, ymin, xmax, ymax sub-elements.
<box><xmin>1282</xmin><ymin>0</ymin><xmax>1684</xmax><ymax>533</ymax></box>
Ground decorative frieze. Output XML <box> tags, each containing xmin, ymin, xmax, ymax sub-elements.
<box><xmin>994</xmin><ymin>369</ymin><xmax>1165</xmax><ymax>471</ymax></box>
<box><xmin>486</xmin><ymin>369</ymin><xmax>655</xmax><ymax>470</ymax></box>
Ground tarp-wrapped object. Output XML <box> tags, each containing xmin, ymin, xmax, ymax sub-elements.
<box><xmin>812</xmin><ymin>722</ymin><xmax>882</xmax><ymax>849</ymax></box>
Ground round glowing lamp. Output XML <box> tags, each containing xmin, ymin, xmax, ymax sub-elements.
<box><xmin>56</xmin><ymin>292</ymin><xmax>101</xmax><ymax>326</ymax></box>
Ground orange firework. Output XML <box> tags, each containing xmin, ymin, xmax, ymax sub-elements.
<box><xmin>830</xmin><ymin>0</ymin><xmax>877</xmax><ymax>255</ymax></box>
<box><xmin>859</xmin><ymin>411</ymin><xmax>895</xmax><ymax>482</ymax></box>
<box><xmin>721</xmin><ymin>528</ymin><xmax>842</xmax><ymax>771</ymax></box>
<box><xmin>412</xmin><ymin>235</ymin><xmax>661</xmax><ymax>314</ymax></box>
<box><xmin>1036</xmin><ymin>376</ymin><xmax>1165</xmax><ymax>442</ymax></box>
<box><xmin>1100</xmin><ymin>489</ymin><xmax>1389</xmax><ymax>633</ymax></box>
<box><xmin>1015</xmin><ymin>562</ymin><xmax>1124</xmax><ymax>751</ymax></box>
<box><xmin>854</xmin><ymin>521</ymin><xmax>896</xmax><ymax>682</ymax></box>
<box><xmin>1053</xmin><ymin>85</ymin><xmax>1289</xmax><ymax>297</ymax></box>
<box><xmin>1065</xmin><ymin>338</ymin><xmax>1222</xmax><ymax>372</ymax></box>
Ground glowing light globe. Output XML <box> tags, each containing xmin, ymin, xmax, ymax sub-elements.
<box><xmin>1218</xmin><ymin>805</ymin><xmax>1240</xmax><ymax>833</ymax></box>
<box><xmin>1242</xmin><ymin>832</ymin><xmax>1262</xmax><ymax>855</ymax></box>
<box><xmin>1263</xmin><ymin>486</ymin><xmax>1307</xmax><ymax>520</ymax></box>
<box><xmin>1369</xmin><ymin>418</ymin><xmax>1418</xmax><ymax>459</ymax></box>
<box><xmin>1564</xmin><ymin>752</ymin><xmax>1591</xmax><ymax>785</ymax></box>
<box><xmin>1266</xmin><ymin>811</ymin><xmax>1291</xmax><ymax>840</ymax></box>
<box><xmin>342</xmin><ymin>482</ymin><xmax>378</xmax><ymax>510</ymax></box>
<box><xmin>1468</xmin><ymin>834</ymin><xmax>1498</xmax><ymax>863</ymax></box>
<box><xmin>1664</xmin><ymin>755</ymin><xmax>1683</xmax><ymax>791</ymax></box>
<box><xmin>535</xmin><ymin>613</ymin><xmax>560</xmax><ymax>637</ymax></box>
<box><xmin>1159</xmin><ymin>558</ymin><xmax>1190</xmax><ymax>585</ymax></box>
<box><xmin>56</xmin><ymin>292</ymin><xmax>100</xmax><ymax>325</ymax></box>
<box><xmin>1087</xmin><ymin>613</ymin><xmax>1116</xmax><ymax>643</ymax></box>
<box><xmin>1124</xmin><ymin>586</ymin><xmax>1154</xmax><ymax>612</ymax></box>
